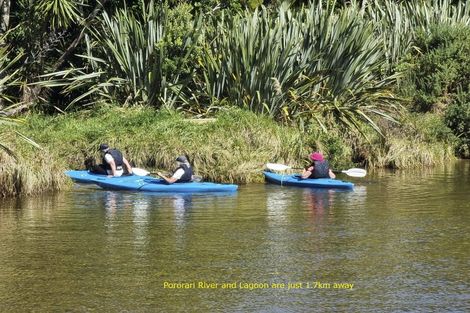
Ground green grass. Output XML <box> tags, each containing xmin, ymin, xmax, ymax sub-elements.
<box><xmin>0</xmin><ymin>106</ymin><xmax>457</xmax><ymax>197</ymax></box>
<box><xmin>0</xmin><ymin>131</ymin><xmax>71</xmax><ymax>197</ymax></box>
<box><xmin>363</xmin><ymin>113</ymin><xmax>457</xmax><ymax>168</ymax></box>
<box><xmin>13</xmin><ymin>106</ymin><xmax>310</xmax><ymax>186</ymax></box>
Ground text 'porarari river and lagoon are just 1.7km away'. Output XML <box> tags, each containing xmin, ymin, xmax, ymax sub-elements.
<box><xmin>163</xmin><ymin>281</ymin><xmax>355</xmax><ymax>290</ymax></box>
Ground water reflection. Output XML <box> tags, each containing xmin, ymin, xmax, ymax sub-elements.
<box><xmin>102</xmin><ymin>191</ymin><xmax>238</xmax><ymax>249</ymax></box>
<box><xmin>0</xmin><ymin>193</ymin><xmax>65</xmax><ymax>222</ymax></box>
<box><xmin>132</xmin><ymin>194</ymin><xmax>151</xmax><ymax>249</ymax></box>
<box><xmin>1</xmin><ymin>162</ymin><xmax>468</xmax><ymax>312</ymax></box>
<box><xmin>172</xmin><ymin>194</ymin><xmax>193</xmax><ymax>230</ymax></box>
<box><xmin>342</xmin><ymin>185</ymin><xmax>368</xmax><ymax>209</ymax></box>
<box><xmin>103</xmin><ymin>191</ymin><xmax>138</xmax><ymax>231</ymax></box>
<box><xmin>265</xmin><ymin>187</ymin><xmax>290</xmax><ymax>226</ymax></box>
<box><xmin>302</xmin><ymin>188</ymin><xmax>333</xmax><ymax>218</ymax></box>
<box><xmin>104</xmin><ymin>191</ymin><xmax>119</xmax><ymax>219</ymax></box>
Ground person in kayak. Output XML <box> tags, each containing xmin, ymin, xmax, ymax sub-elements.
<box><xmin>157</xmin><ymin>155</ymin><xmax>194</xmax><ymax>184</ymax></box>
<box><xmin>301</xmin><ymin>152</ymin><xmax>336</xmax><ymax>179</ymax></box>
<box><xmin>89</xmin><ymin>143</ymin><xmax>133</xmax><ymax>177</ymax></box>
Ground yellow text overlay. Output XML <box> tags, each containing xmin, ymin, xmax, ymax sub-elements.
<box><xmin>162</xmin><ymin>281</ymin><xmax>354</xmax><ymax>290</ymax></box>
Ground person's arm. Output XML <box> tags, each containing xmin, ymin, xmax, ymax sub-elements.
<box><xmin>157</xmin><ymin>168</ymin><xmax>184</xmax><ymax>184</ymax></box>
<box><xmin>157</xmin><ymin>172</ymin><xmax>177</xmax><ymax>184</ymax></box>
<box><xmin>107</xmin><ymin>159</ymin><xmax>117</xmax><ymax>177</ymax></box>
<box><xmin>301</xmin><ymin>166</ymin><xmax>314</xmax><ymax>179</ymax></box>
<box><xmin>123</xmin><ymin>158</ymin><xmax>133</xmax><ymax>175</ymax></box>
<box><xmin>328</xmin><ymin>169</ymin><xmax>336</xmax><ymax>179</ymax></box>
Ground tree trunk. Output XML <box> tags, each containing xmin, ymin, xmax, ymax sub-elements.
<box><xmin>0</xmin><ymin>0</ymin><xmax>7</xmax><ymax>109</ymax></box>
<box><xmin>0</xmin><ymin>0</ymin><xmax>10</xmax><ymax>33</ymax></box>
<box><xmin>52</xmin><ymin>0</ymin><xmax>109</xmax><ymax>71</ymax></box>
<box><xmin>29</xmin><ymin>0</ymin><xmax>109</xmax><ymax>109</ymax></box>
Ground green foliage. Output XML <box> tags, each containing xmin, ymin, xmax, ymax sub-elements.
<box><xmin>5</xmin><ymin>0</ymin><xmax>104</xmax><ymax>108</ymax></box>
<box><xmin>201</xmin><ymin>5</ymin><xmax>316</xmax><ymax>117</ymax></box>
<box><xmin>161</xmin><ymin>3</ymin><xmax>199</xmax><ymax>76</ymax></box>
<box><xmin>0</xmin><ymin>43</ymin><xmax>23</xmax><ymax>105</ymax></box>
<box><xmin>445</xmin><ymin>92</ymin><xmax>470</xmax><ymax>158</ymax></box>
<box><xmin>202</xmin><ymin>1</ymin><xmax>400</xmax><ymax>136</ymax></box>
<box><xmin>2</xmin><ymin>0</ymin><xmax>469</xmax><ymax>170</ymax></box>
<box><xmin>36</xmin><ymin>0</ymin><xmax>82</xmax><ymax>29</ymax></box>
<box><xmin>0</xmin><ymin>137</ymin><xmax>70</xmax><ymax>197</ymax></box>
<box><xmin>369</xmin><ymin>112</ymin><xmax>456</xmax><ymax>168</ymax></box>
<box><xmin>37</xmin><ymin>1</ymin><xmax>204</xmax><ymax>110</ymax></box>
<box><xmin>396</xmin><ymin>21</ymin><xmax>470</xmax><ymax>158</ymax></box>
<box><xmin>0</xmin><ymin>41</ymin><xmax>38</xmax><ymax>158</ymax></box>
<box><xmin>311</xmin><ymin>130</ymin><xmax>355</xmax><ymax>169</ymax></box>
<box><xmin>1</xmin><ymin>105</ymin><xmax>458</xmax><ymax>197</ymax></box>
<box><xmin>181</xmin><ymin>0</ymin><xmax>245</xmax><ymax>12</ymax></box>
<box><xmin>8</xmin><ymin>0</ymin><xmax>84</xmax><ymax>73</ymax></box>
<box><xmin>410</xmin><ymin>113</ymin><xmax>456</xmax><ymax>144</ymax></box>
<box><xmin>402</xmin><ymin>24</ymin><xmax>470</xmax><ymax>112</ymax></box>
<box><xmin>295</xmin><ymin>1</ymin><xmax>401</xmax><ymax>135</ymax></box>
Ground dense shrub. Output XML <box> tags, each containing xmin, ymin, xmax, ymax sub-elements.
<box><xmin>397</xmin><ymin>24</ymin><xmax>470</xmax><ymax>157</ymax></box>
<box><xmin>402</xmin><ymin>24</ymin><xmax>470</xmax><ymax>113</ymax></box>
<box><xmin>445</xmin><ymin>92</ymin><xmax>470</xmax><ymax>158</ymax></box>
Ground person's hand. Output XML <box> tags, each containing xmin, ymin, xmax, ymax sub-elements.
<box><xmin>157</xmin><ymin>172</ymin><xmax>163</xmax><ymax>177</ymax></box>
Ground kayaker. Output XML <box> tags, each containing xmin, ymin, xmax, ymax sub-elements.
<box><xmin>91</xmin><ymin>143</ymin><xmax>133</xmax><ymax>177</ymax></box>
<box><xmin>157</xmin><ymin>155</ymin><xmax>194</xmax><ymax>184</ymax></box>
<box><xmin>301</xmin><ymin>152</ymin><xmax>336</xmax><ymax>179</ymax></box>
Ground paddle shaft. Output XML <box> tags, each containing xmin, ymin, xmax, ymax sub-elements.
<box><xmin>145</xmin><ymin>172</ymin><xmax>162</xmax><ymax>176</ymax></box>
<box><xmin>265</xmin><ymin>163</ymin><xmax>366</xmax><ymax>177</ymax></box>
<box><xmin>136</xmin><ymin>171</ymin><xmax>203</xmax><ymax>181</ymax></box>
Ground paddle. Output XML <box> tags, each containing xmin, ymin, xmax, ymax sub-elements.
<box><xmin>266</xmin><ymin>163</ymin><xmax>302</xmax><ymax>171</ymax></box>
<box><xmin>132</xmin><ymin>168</ymin><xmax>168</xmax><ymax>178</ymax></box>
<box><xmin>265</xmin><ymin>163</ymin><xmax>367</xmax><ymax>178</ymax></box>
<box><xmin>333</xmin><ymin>168</ymin><xmax>367</xmax><ymax>178</ymax></box>
<box><xmin>132</xmin><ymin>167</ymin><xmax>151</xmax><ymax>176</ymax></box>
<box><xmin>132</xmin><ymin>167</ymin><xmax>203</xmax><ymax>182</ymax></box>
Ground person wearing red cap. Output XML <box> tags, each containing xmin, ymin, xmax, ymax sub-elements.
<box><xmin>301</xmin><ymin>152</ymin><xmax>336</xmax><ymax>179</ymax></box>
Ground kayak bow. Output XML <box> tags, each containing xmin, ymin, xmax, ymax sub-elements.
<box><xmin>263</xmin><ymin>171</ymin><xmax>354</xmax><ymax>189</ymax></box>
<box><xmin>65</xmin><ymin>170</ymin><xmax>238</xmax><ymax>193</ymax></box>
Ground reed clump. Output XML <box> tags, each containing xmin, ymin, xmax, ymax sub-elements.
<box><xmin>357</xmin><ymin>113</ymin><xmax>457</xmax><ymax>168</ymax></box>
<box><xmin>0</xmin><ymin>131</ymin><xmax>71</xmax><ymax>197</ymax></box>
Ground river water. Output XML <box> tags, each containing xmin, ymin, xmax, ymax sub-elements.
<box><xmin>0</xmin><ymin>161</ymin><xmax>469</xmax><ymax>312</ymax></box>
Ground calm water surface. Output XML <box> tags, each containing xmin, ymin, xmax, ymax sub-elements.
<box><xmin>0</xmin><ymin>161</ymin><xmax>469</xmax><ymax>312</ymax></box>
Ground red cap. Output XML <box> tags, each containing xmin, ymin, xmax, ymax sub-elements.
<box><xmin>309</xmin><ymin>152</ymin><xmax>324</xmax><ymax>161</ymax></box>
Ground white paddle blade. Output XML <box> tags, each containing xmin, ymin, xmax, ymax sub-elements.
<box><xmin>341</xmin><ymin>168</ymin><xmax>367</xmax><ymax>177</ymax></box>
<box><xmin>191</xmin><ymin>175</ymin><xmax>203</xmax><ymax>182</ymax></box>
<box><xmin>266</xmin><ymin>163</ymin><xmax>292</xmax><ymax>171</ymax></box>
<box><xmin>132</xmin><ymin>167</ymin><xmax>150</xmax><ymax>176</ymax></box>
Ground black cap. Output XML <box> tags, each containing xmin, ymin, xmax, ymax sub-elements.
<box><xmin>99</xmin><ymin>143</ymin><xmax>109</xmax><ymax>151</ymax></box>
<box><xmin>176</xmin><ymin>155</ymin><xmax>188</xmax><ymax>163</ymax></box>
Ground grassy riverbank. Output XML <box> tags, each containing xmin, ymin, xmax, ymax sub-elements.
<box><xmin>0</xmin><ymin>106</ymin><xmax>456</xmax><ymax>197</ymax></box>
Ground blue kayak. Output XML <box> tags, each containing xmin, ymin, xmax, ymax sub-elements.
<box><xmin>65</xmin><ymin>170</ymin><xmax>138</xmax><ymax>184</ymax></box>
<box><xmin>263</xmin><ymin>171</ymin><xmax>354</xmax><ymax>189</ymax></box>
<box><xmin>65</xmin><ymin>170</ymin><xmax>238</xmax><ymax>193</ymax></box>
